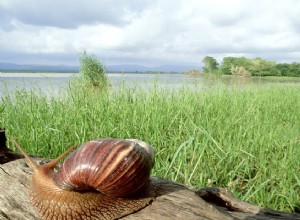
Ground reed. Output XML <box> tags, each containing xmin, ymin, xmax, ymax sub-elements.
<box><xmin>0</xmin><ymin>81</ymin><xmax>299</xmax><ymax>212</ymax></box>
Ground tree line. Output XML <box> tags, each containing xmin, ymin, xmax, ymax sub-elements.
<box><xmin>202</xmin><ymin>56</ymin><xmax>300</xmax><ymax>77</ymax></box>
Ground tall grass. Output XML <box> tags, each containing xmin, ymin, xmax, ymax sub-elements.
<box><xmin>79</xmin><ymin>50</ymin><xmax>108</xmax><ymax>87</ymax></box>
<box><xmin>0</xmin><ymin>82</ymin><xmax>300</xmax><ymax>212</ymax></box>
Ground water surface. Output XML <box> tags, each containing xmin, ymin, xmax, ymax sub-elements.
<box><xmin>1</xmin><ymin>72</ymin><xmax>300</xmax><ymax>97</ymax></box>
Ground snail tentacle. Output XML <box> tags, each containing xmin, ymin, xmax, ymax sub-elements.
<box><xmin>13</xmin><ymin>140</ymin><xmax>39</xmax><ymax>172</ymax></box>
<box><xmin>14</xmin><ymin>140</ymin><xmax>76</xmax><ymax>173</ymax></box>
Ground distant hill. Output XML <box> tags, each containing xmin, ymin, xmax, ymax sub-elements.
<box><xmin>0</xmin><ymin>63</ymin><xmax>78</xmax><ymax>73</ymax></box>
<box><xmin>0</xmin><ymin>63</ymin><xmax>202</xmax><ymax>73</ymax></box>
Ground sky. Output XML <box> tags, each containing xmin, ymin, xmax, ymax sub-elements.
<box><xmin>0</xmin><ymin>0</ymin><xmax>300</xmax><ymax>68</ymax></box>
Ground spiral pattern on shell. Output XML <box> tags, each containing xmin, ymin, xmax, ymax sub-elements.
<box><xmin>53</xmin><ymin>138</ymin><xmax>155</xmax><ymax>198</ymax></box>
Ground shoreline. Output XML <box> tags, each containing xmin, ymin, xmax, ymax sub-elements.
<box><xmin>0</xmin><ymin>72</ymin><xmax>77</xmax><ymax>78</ymax></box>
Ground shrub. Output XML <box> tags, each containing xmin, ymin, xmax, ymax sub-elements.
<box><xmin>230</xmin><ymin>65</ymin><xmax>251</xmax><ymax>77</ymax></box>
<box><xmin>79</xmin><ymin>50</ymin><xmax>108</xmax><ymax>87</ymax></box>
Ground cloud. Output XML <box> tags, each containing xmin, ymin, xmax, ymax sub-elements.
<box><xmin>0</xmin><ymin>0</ymin><xmax>300</xmax><ymax>66</ymax></box>
<box><xmin>0</xmin><ymin>0</ymin><xmax>153</xmax><ymax>29</ymax></box>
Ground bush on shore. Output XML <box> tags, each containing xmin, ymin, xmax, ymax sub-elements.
<box><xmin>79</xmin><ymin>50</ymin><xmax>108</xmax><ymax>87</ymax></box>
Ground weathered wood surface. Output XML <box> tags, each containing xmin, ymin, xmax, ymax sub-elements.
<box><xmin>1</xmin><ymin>129</ymin><xmax>300</xmax><ymax>220</ymax></box>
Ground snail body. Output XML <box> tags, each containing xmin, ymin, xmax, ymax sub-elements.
<box><xmin>15</xmin><ymin>138</ymin><xmax>155</xmax><ymax>220</ymax></box>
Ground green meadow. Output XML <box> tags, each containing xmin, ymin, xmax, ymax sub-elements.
<box><xmin>0</xmin><ymin>79</ymin><xmax>300</xmax><ymax>212</ymax></box>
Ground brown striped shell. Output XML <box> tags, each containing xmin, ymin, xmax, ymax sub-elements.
<box><xmin>53</xmin><ymin>138</ymin><xmax>155</xmax><ymax>198</ymax></box>
<box><xmin>14</xmin><ymin>139</ymin><xmax>156</xmax><ymax>220</ymax></box>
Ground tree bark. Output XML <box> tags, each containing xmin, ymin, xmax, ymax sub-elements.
<box><xmin>1</xmin><ymin>129</ymin><xmax>300</xmax><ymax>220</ymax></box>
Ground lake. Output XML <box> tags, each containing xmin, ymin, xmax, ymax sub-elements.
<box><xmin>0</xmin><ymin>72</ymin><xmax>195</xmax><ymax>97</ymax></box>
<box><xmin>1</xmin><ymin>72</ymin><xmax>300</xmax><ymax>97</ymax></box>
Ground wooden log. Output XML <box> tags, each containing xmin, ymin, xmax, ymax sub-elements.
<box><xmin>1</xmin><ymin>158</ymin><xmax>300</xmax><ymax>220</ymax></box>
<box><xmin>0</xmin><ymin>130</ymin><xmax>300</xmax><ymax>219</ymax></box>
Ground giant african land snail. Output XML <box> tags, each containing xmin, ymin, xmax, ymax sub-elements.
<box><xmin>14</xmin><ymin>138</ymin><xmax>155</xmax><ymax>220</ymax></box>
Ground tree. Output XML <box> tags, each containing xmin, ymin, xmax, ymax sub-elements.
<box><xmin>276</xmin><ymin>62</ymin><xmax>300</xmax><ymax>77</ymax></box>
<box><xmin>206</xmin><ymin>55</ymin><xmax>300</xmax><ymax>77</ymax></box>
<box><xmin>219</xmin><ymin>57</ymin><xmax>236</xmax><ymax>75</ymax></box>
<box><xmin>202</xmin><ymin>56</ymin><xmax>218</xmax><ymax>73</ymax></box>
<box><xmin>249</xmin><ymin>58</ymin><xmax>277</xmax><ymax>76</ymax></box>
<box><xmin>219</xmin><ymin>57</ymin><xmax>252</xmax><ymax>75</ymax></box>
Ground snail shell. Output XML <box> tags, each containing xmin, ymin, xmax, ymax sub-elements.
<box><xmin>14</xmin><ymin>138</ymin><xmax>156</xmax><ymax>220</ymax></box>
<box><xmin>54</xmin><ymin>138</ymin><xmax>155</xmax><ymax>197</ymax></box>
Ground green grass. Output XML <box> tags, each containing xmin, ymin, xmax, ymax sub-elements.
<box><xmin>79</xmin><ymin>50</ymin><xmax>108</xmax><ymax>87</ymax></box>
<box><xmin>1</xmin><ymin>80</ymin><xmax>300</xmax><ymax>212</ymax></box>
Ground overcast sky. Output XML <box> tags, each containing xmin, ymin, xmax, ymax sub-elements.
<box><xmin>0</xmin><ymin>0</ymin><xmax>300</xmax><ymax>67</ymax></box>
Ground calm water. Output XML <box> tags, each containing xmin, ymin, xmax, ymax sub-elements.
<box><xmin>1</xmin><ymin>72</ymin><xmax>300</xmax><ymax>97</ymax></box>
<box><xmin>0</xmin><ymin>72</ymin><xmax>200</xmax><ymax>97</ymax></box>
